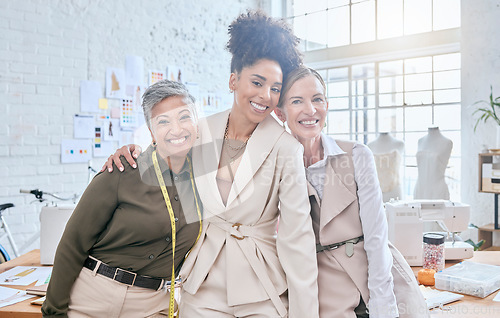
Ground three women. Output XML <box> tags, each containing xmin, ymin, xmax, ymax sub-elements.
<box><xmin>101</xmin><ymin>9</ymin><xmax>427</xmax><ymax>318</ymax></box>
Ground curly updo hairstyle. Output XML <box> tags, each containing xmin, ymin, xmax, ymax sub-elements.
<box><xmin>226</xmin><ymin>10</ymin><xmax>303</xmax><ymax>79</ymax></box>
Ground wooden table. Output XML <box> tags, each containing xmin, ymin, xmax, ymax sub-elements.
<box><xmin>0</xmin><ymin>250</ymin><xmax>45</xmax><ymax>317</ymax></box>
<box><xmin>412</xmin><ymin>251</ymin><xmax>500</xmax><ymax>317</ymax></box>
<box><xmin>1</xmin><ymin>250</ymin><xmax>500</xmax><ymax>317</ymax></box>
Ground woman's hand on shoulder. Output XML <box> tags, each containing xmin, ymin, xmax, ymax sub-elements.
<box><xmin>101</xmin><ymin>144</ymin><xmax>142</xmax><ymax>172</ymax></box>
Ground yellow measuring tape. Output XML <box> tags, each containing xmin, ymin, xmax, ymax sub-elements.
<box><xmin>152</xmin><ymin>150</ymin><xmax>202</xmax><ymax>318</ymax></box>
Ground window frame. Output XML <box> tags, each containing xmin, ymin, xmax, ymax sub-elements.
<box><xmin>279</xmin><ymin>0</ymin><xmax>462</xmax><ymax>200</ymax></box>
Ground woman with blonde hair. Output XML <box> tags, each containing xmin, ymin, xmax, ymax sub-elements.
<box><xmin>274</xmin><ymin>66</ymin><xmax>429</xmax><ymax>318</ymax></box>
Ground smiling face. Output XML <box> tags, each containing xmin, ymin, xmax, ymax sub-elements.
<box><xmin>230</xmin><ymin>59</ymin><xmax>283</xmax><ymax>125</ymax></box>
<box><xmin>276</xmin><ymin>74</ymin><xmax>328</xmax><ymax>142</ymax></box>
<box><xmin>149</xmin><ymin>95</ymin><xmax>197</xmax><ymax>162</ymax></box>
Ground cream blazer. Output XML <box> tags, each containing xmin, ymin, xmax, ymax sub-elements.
<box><xmin>180</xmin><ymin>110</ymin><xmax>319</xmax><ymax>318</ymax></box>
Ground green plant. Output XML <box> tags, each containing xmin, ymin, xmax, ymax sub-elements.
<box><xmin>465</xmin><ymin>239</ymin><xmax>485</xmax><ymax>251</ymax></box>
<box><xmin>473</xmin><ymin>86</ymin><xmax>500</xmax><ymax>131</ymax></box>
<box><xmin>466</xmin><ymin>223</ymin><xmax>486</xmax><ymax>251</ymax></box>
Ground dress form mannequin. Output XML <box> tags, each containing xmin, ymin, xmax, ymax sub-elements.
<box><xmin>414</xmin><ymin>127</ymin><xmax>453</xmax><ymax>200</ymax></box>
<box><xmin>368</xmin><ymin>132</ymin><xmax>405</xmax><ymax>202</ymax></box>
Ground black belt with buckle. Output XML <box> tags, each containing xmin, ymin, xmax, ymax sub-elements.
<box><xmin>316</xmin><ymin>235</ymin><xmax>364</xmax><ymax>253</ymax></box>
<box><xmin>83</xmin><ymin>257</ymin><xmax>165</xmax><ymax>291</ymax></box>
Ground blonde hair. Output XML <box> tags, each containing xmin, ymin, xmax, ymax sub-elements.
<box><xmin>277</xmin><ymin>66</ymin><xmax>326</xmax><ymax>109</ymax></box>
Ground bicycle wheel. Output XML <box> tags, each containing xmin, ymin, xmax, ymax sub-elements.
<box><xmin>0</xmin><ymin>244</ymin><xmax>11</xmax><ymax>263</ymax></box>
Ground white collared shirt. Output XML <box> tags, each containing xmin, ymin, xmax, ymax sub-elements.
<box><xmin>305</xmin><ymin>133</ymin><xmax>398</xmax><ymax>318</ymax></box>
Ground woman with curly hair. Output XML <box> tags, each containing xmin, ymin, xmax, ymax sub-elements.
<box><xmin>105</xmin><ymin>10</ymin><xmax>319</xmax><ymax>318</ymax></box>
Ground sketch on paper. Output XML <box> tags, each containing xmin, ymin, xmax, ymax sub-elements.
<box><xmin>106</xmin><ymin>68</ymin><xmax>126</xmax><ymax>99</ymax></box>
<box><xmin>167</xmin><ymin>65</ymin><xmax>182</xmax><ymax>82</ymax></box>
<box><xmin>101</xmin><ymin>118</ymin><xmax>120</xmax><ymax>141</ymax></box>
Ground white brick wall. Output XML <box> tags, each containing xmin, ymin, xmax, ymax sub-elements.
<box><xmin>1</xmin><ymin>0</ymin><xmax>261</xmax><ymax>258</ymax></box>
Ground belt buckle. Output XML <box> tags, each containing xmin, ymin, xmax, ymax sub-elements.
<box><xmin>164</xmin><ymin>278</ymin><xmax>182</xmax><ymax>292</ymax></box>
<box><xmin>113</xmin><ymin>268</ymin><xmax>137</xmax><ymax>286</ymax></box>
<box><xmin>159</xmin><ymin>279</ymin><xmax>167</xmax><ymax>291</ymax></box>
<box><xmin>231</xmin><ymin>223</ymin><xmax>245</xmax><ymax>240</ymax></box>
<box><xmin>327</xmin><ymin>244</ymin><xmax>340</xmax><ymax>251</ymax></box>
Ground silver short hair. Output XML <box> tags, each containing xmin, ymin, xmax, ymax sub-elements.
<box><xmin>142</xmin><ymin>80</ymin><xmax>196</xmax><ymax>129</ymax></box>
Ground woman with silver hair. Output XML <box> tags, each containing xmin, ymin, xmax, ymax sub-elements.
<box><xmin>42</xmin><ymin>80</ymin><xmax>202</xmax><ymax>318</ymax></box>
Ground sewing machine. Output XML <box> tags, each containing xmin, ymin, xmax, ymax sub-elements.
<box><xmin>385</xmin><ymin>200</ymin><xmax>474</xmax><ymax>266</ymax></box>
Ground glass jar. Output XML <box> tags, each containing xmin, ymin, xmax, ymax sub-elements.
<box><xmin>423</xmin><ymin>233</ymin><xmax>445</xmax><ymax>272</ymax></box>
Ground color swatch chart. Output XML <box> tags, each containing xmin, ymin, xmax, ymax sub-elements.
<box><xmin>120</xmin><ymin>99</ymin><xmax>137</xmax><ymax>128</ymax></box>
<box><xmin>94</xmin><ymin>127</ymin><xmax>102</xmax><ymax>149</ymax></box>
<box><xmin>61</xmin><ymin>139</ymin><xmax>92</xmax><ymax>163</ymax></box>
<box><xmin>149</xmin><ymin>70</ymin><xmax>165</xmax><ymax>85</ymax></box>
<box><xmin>64</xmin><ymin>148</ymin><xmax>88</xmax><ymax>155</ymax></box>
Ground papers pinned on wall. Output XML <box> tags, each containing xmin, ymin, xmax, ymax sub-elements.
<box><xmin>148</xmin><ymin>70</ymin><xmax>165</xmax><ymax>86</ymax></box>
<box><xmin>101</xmin><ymin>118</ymin><xmax>120</xmax><ymax>141</ymax></box>
<box><xmin>73</xmin><ymin>115</ymin><xmax>95</xmax><ymax>139</ymax></box>
<box><xmin>185</xmin><ymin>82</ymin><xmax>199</xmax><ymax>100</ymax></box>
<box><xmin>127</xmin><ymin>84</ymin><xmax>145</xmax><ymax>111</ymax></box>
<box><xmin>166</xmin><ymin>65</ymin><xmax>182</xmax><ymax>82</ymax></box>
<box><xmin>125</xmin><ymin>55</ymin><xmax>144</xmax><ymax>88</ymax></box>
<box><xmin>106</xmin><ymin>68</ymin><xmax>126</xmax><ymax>99</ymax></box>
<box><xmin>61</xmin><ymin>139</ymin><xmax>92</xmax><ymax>163</ymax></box>
<box><xmin>98</xmin><ymin>98</ymin><xmax>108</xmax><ymax>110</ymax></box>
<box><xmin>126</xmin><ymin>55</ymin><xmax>145</xmax><ymax>111</ymax></box>
<box><xmin>72</xmin><ymin>55</ymin><xmax>199</xmax><ymax>164</ymax></box>
<box><xmin>80</xmin><ymin>80</ymin><xmax>101</xmax><ymax>113</ymax></box>
<box><xmin>93</xmin><ymin>126</ymin><xmax>115</xmax><ymax>157</ymax></box>
<box><xmin>110</xmin><ymin>107</ymin><xmax>120</xmax><ymax>119</ymax></box>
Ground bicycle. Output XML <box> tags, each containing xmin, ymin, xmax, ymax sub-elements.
<box><xmin>0</xmin><ymin>189</ymin><xmax>78</xmax><ymax>263</ymax></box>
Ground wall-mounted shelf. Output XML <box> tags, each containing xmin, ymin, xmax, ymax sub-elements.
<box><xmin>477</xmin><ymin>223</ymin><xmax>500</xmax><ymax>250</ymax></box>
<box><xmin>479</xmin><ymin>153</ymin><xmax>500</xmax><ymax>229</ymax></box>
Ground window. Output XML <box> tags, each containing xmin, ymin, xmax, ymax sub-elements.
<box><xmin>288</xmin><ymin>0</ymin><xmax>461</xmax><ymax>51</ymax></box>
<box><xmin>321</xmin><ymin>53</ymin><xmax>461</xmax><ymax>200</ymax></box>
<box><xmin>285</xmin><ymin>0</ymin><xmax>461</xmax><ymax>200</ymax></box>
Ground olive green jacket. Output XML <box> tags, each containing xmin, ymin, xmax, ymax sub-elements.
<box><xmin>42</xmin><ymin>147</ymin><xmax>201</xmax><ymax>317</ymax></box>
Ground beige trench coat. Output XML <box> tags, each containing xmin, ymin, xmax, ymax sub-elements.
<box><xmin>179</xmin><ymin>110</ymin><xmax>319</xmax><ymax>318</ymax></box>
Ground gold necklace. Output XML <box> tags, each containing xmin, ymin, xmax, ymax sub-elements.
<box><xmin>225</xmin><ymin>147</ymin><xmax>244</xmax><ymax>164</ymax></box>
<box><xmin>223</xmin><ymin>114</ymin><xmax>252</xmax><ymax>151</ymax></box>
